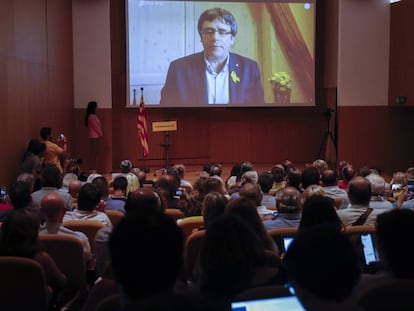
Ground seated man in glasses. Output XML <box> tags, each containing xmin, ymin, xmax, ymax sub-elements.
<box><xmin>160</xmin><ymin>7</ymin><xmax>264</xmax><ymax>106</ymax></box>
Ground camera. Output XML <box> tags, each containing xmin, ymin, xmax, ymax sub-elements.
<box><xmin>69</xmin><ymin>158</ymin><xmax>83</xmax><ymax>165</ymax></box>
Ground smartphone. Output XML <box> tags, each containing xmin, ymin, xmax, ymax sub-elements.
<box><xmin>407</xmin><ymin>181</ymin><xmax>414</xmax><ymax>197</ymax></box>
<box><xmin>391</xmin><ymin>184</ymin><xmax>402</xmax><ymax>191</ymax></box>
<box><xmin>361</xmin><ymin>233</ymin><xmax>378</xmax><ymax>265</ymax></box>
<box><xmin>60</xmin><ymin>133</ymin><xmax>65</xmax><ymax>140</ymax></box>
<box><xmin>283</xmin><ymin>237</ymin><xmax>294</xmax><ymax>252</ymax></box>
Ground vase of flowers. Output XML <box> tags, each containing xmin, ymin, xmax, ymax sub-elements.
<box><xmin>269</xmin><ymin>72</ymin><xmax>292</xmax><ymax>104</ymax></box>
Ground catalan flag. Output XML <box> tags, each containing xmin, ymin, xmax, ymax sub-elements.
<box><xmin>137</xmin><ymin>88</ymin><xmax>149</xmax><ymax>157</ymax></box>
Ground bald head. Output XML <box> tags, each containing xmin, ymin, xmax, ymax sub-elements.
<box><xmin>41</xmin><ymin>192</ymin><xmax>66</xmax><ymax>222</ymax></box>
<box><xmin>68</xmin><ymin>180</ymin><xmax>82</xmax><ymax>199</ymax></box>
<box><xmin>276</xmin><ymin>186</ymin><xmax>302</xmax><ymax>213</ymax></box>
<box><xmin>348</xmin><ymin>176</ymin><xmax>371</xmax><ymax>205</ymax></box>
<box><xmin>125</xmin><ymin>188</ymin><xmax>162</xmax><ymax>215</ymax></box>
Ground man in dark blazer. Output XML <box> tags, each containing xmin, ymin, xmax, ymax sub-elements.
<box><xmin>160</xmin><ymin>8</ymin><xmax>264</xmax><ymax>107</ymax></box>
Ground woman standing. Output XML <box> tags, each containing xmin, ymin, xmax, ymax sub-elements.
<box><xmin>85</xmin><ymin>101</ymin><xmax>103</xmax><ymax>172</ymax></box>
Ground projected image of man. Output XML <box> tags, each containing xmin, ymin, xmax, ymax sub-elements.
<box><xmin>160</xmin><ymin>8</ymin><xmax>264</xmax><ymax>106</ymax></box>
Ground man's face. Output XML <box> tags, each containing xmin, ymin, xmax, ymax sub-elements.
<box><xmin>200</xmin><ymin>18</ymin><xmax>234</xmax><ymax>62</ymax></box>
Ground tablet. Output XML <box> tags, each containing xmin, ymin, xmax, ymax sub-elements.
<box><xmin>232</xmin><ymin>295</ymin><xmax>305</xmax><ymax>311</ymax></box>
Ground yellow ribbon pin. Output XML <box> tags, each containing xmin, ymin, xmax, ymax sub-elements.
<box><xmin>231</xmin><ymin>71</ymin><xmax>240</xmax><ymax>83</ymax></box>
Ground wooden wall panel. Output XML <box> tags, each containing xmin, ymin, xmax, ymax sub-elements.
<box><xmin>389</xmin><ymin>1</ymin><xmax>414</xmax><ymax>106</ymax></box>
<box><xmin>337</xmin><ymin>106</ymin><xmax>414</xmax><ymax>173</ymax></box>
<box><xmin>0</xmin><ymin>0</ymin><xmax>73</xmax><ymax>186</ymax></box>
<box><xmin>47</xmin><ymin>0</ymin><xmax>73</xmax><ymax>67</ymax></box>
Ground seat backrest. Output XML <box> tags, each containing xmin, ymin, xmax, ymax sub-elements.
<box><xmin>184</xmin><ymin>229</ymin><xmax>206</xmax><ymax>283</ymax></box>
<box><xmin>63</xmin><ymin>220</ymin><xmax>106</xmax><ymax>254</ymax></box>
<box><xmin>104</xmin><ymin>210</ymin><xmax>124</xmax><ymax>227</ymax></box>
<box><xmin>0</xmin><ymin>256</ymin><xmax>49</xmax><ymax>310</ymax></box>
<box><xmin>344</xmin><ymin>224</ymin><xmax>376</xmax><ymax>235</ymax></box>
<box><xmin>164</xmin><ymin>208</ymin><xmax>185</xmax><ymax>221</ymax></box>
<box><xmin>39</xmin><ymin>234</ymin><xmax>87</xmax><ymax>292</ymax></box>
<box><xmin>178</xmin><ymin>216</ymin><xmax>204</xmax><ymax>242</ymax></box>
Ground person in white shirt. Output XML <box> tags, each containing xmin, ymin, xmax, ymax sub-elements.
<box><xmin>63</xmin><ymin>183</ymin><xmax>111</xmax><ymax>227</ymax></box>
<box><xmin>40</xmin><ymin>191</ymin><xmax>92</xmax><ymax>263</ymax></box>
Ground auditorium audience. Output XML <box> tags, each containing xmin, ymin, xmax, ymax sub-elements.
<box><xmin>228</xmin><ymin>161</ymin><xmax>254</xmax><ymax>195</ymax></box>
<box><xmin>94</xmin><ymin>188</ymin><xmax>162</xmax><ymax>277</ymax></box>
<box><xmin>355</xmin><ymin>208</ymin><xmax>414</xmax><ymax>306</ymax></box>
<box><xmin>269</xmin><ymin>164</ymin><xmax>286</xmax><ymax>195</ymax></box>
<box><xmin>226</xmin><ymin>197</ymin><xmax>278</xmax><ymax>254</ymax></box>
<box><xmin>284</xmin><ymin>227</ymin><xmax>362</xmax><ymax>311</ymax></box>
<box><xmin>375</xmin><ymin>208</ymin><xmax>414</xmax><ymax>279</ymax></box>
<box><xmin>301</xmin><ymin>165</ymin><xmax>320</xmax><ymax>190</ymax></box>
<box><xmin>108</xmin><ymin>209</ymin><xmax>213</xmax><ymax>310</ymax></box>
<box><xmin>104</xmin><ymin>175</ymin><xmax>127</xmax><ymax>214</ymax></box>
<box><xmin>119</xmin><ymin>159</ymin><xmax>140</xmax><ymax>195</ymax></box>
<box><xmin>258</xmin><ymin>171</ymin><xmax>277</xmax><ymax>208</ymax></box>
<box><xmin>31</xmin><ymin>164</ymin><xmax>73</xmax><ymax>213</ymax></box>
<box><xmin>238</xmin><ymin>182</ymin><xmax>275</xmax><ymax>216</ymax></box>
<box><xmin>299</xmin><ymin>195</ymin><xmax>344</xmax><ymax>233</ymax></box>
<box><xmin>337</xmin><ymin>176</ymin><xmax>389</xmax><ymax>226</ymax></box>
<box><xmin>225</xmin><ymin>162</ymin><xmax>242</xmax><ymax>190</ymax></box>
<box><xmin>321</xmin><ymin>169</ymin><xmax>350</xmax><ymax>209</ymax></box>
<box><xmin>201</xmin><ymin>192</ymin><xmax>228</xmax><ymax>230</ymax></box>
<box><xmin>0</xmin><ymin>210</ymin><xmax>67</xmax><ymax>294</ymax></box>
<box><xmin>20</xmin><ymin>138</ymin><xmax>46</xmax><ymax>191</ymax></box>
<box><xmin>286</xmin><ymin>169</ymin><xmax>302</xmax><ymax>192</ymax></box>
<box><xmin>313</xmin><ymin>159</ymin><xmax>329</xmax><ymax>176</ymax></box>
<box><xmin>199</xmin><ymin>214</ymin><xmax>278</xmax><ymax>306</ymax></box>
<box><xmin>6</xmin><ymin>158</ymin><xmax>414</xmax><ymax>310</ymax></box>
<box><xmin>63</xmin><ymin>183</ymin><xmax>111</xmax><ymax>226</ymax></box>
<box><xmin>263</xmin><ymin>186</ymin><xmax>302</xmax><ymax>230</ymax></box>
<box><xmin>229</xmin><ymin>170</ymin><xmax>259</xmax><ymax>199</ymax></box>
<box><xmin>209</xmin><ymin>163</ymin><xmax>223</xmax><ymax>179</ymax></box>
<box><xmin>338</xmin><ymin>164</ymin><xmax>355</xmax><ymax>190</ymax></box>
<box><xmin>183</xmin><ymin>177</ymin><xmax>227</xmax><ymax>217</ymax></box>
<box><xmin>91</xmin><ymin>175</ymin><xmax>110</xmax><ymax>204</ymax></box>
<box><xmin>365</xmin><ymin>173</ymin><xmax>394</xmax><ymax>210</ymax></box>
<box><xmin>302</xmin><ymin>184</ymin><xmax>325</xmax><ymax>203</ymax></box>
<box><xmin>40</xmin><ymin>191</ymin><xmax>92</xmax><ymax>268</ymax></box>
<box><xmin>173</xmin><ymin>163</ymin><xmax>193</xmax><ymax>191</ymax></box>
<box><xmin>154</xmin><ymin>173</ymin><xmax>181</xmax><ymax>210</ymax></box>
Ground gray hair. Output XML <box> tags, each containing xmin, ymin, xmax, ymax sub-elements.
<box><xmin>365</xmin><ymin>173</ymin><xmax>386</xmax><ymax>195</ymax></box>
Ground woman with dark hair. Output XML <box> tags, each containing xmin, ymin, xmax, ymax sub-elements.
<box><xmin>226</xmin><ymin>197</ymin><xmax>278</xmax><ymax>254</ymax></box>
<box><xmin>199</xmin><ymin>214</ymin><xmax>266</xmax><ymax>302</ymax></box>
<box><xmin>201</xmin><ymin>192</ymin><xmax>228</xmax><ymax>229</ymax></box>
<box><xmin>0</xmin><ymin>210</ymin><xmax>66</xmax><ymax>292</ymax></box>
<box><xmin>84</xmin><ymin>101</ymin><xmax>103</xmax><ymax>172</ymax></box>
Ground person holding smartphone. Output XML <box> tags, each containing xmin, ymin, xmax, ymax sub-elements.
<box><xmin>40</xmin><ymin>127</ymin><xmax>67</xmax><ymax>174</ymax></box>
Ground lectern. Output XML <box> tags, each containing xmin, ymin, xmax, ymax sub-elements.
<box><xmin>152</xmin><ymin>121</ymin><xmax>177</xmax><ymax>169</ymax></box>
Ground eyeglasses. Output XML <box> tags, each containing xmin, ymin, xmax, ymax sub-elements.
<box><xmin>201</xmin><ymin>27</ymin><xmax>232</xmax><ymax>36</ymax></box>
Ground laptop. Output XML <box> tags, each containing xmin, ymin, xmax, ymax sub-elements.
<box><xmin>232</xmin><ymin>295</ymin><xmax>305</xmax><ymax>311</ymax></box>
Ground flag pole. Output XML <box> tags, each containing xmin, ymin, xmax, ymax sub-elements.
<box><xmin>140</xmin><ymin>87</ymin><xmax>146</xmax><ymax>168</ymax></box>
<box><xmin>137</xmin><ymin>87</ymin><xmax>150</xmax><ymax>172</ymax></box>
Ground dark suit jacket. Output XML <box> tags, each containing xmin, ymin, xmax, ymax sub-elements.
<box><xmin>160</xmin><ymin>52</ymin><xmax>264</xmax><ymax>106</ymax></box>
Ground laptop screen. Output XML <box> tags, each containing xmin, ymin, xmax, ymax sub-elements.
<box><xmin>232</xmin><ymin>296</ymin><xmax>305</xmax><ymax>311</ymax></box>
